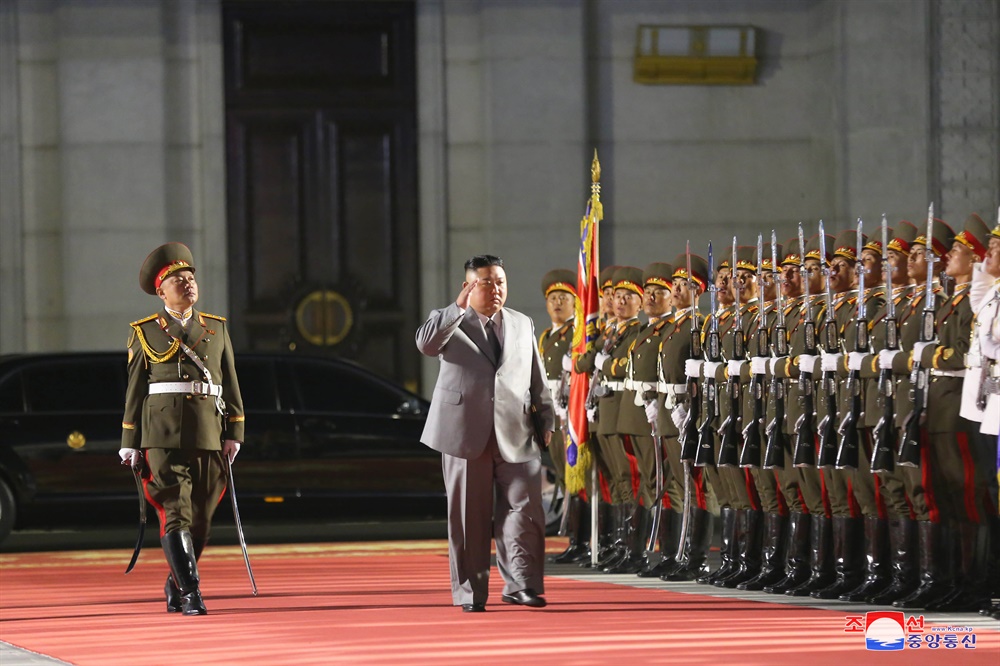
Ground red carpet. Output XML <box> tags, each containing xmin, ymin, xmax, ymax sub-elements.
<box><xmin>1</xmin><ymin>539</ymin><xmax>997</xmax><ymax>665</ymax></box>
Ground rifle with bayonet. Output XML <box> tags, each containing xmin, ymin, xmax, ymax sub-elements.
<box><xmin>679</xmin><ymin>242</ymin><xmax>703</xmax><ymax>461</ymax></box>
<box><xmin>695</xmin><ymin>242</ymin><xmax>720</xmax><ymax>468</ymax></box>
<box><xmin>872</xmin><ymin>213</ymin><xmax>897</xmax><ymax>473</ymax></box>
<box><xmin>740</xmin><ymin>233</ymin><xmax>766</xmax><ymax>468</ymax></box>
<box><xmin>718</xmin><ymin>237</ymin><xmax>743</xmax><ymax>467</ymax></box>
<box><xmin>836</xmin><ymin>218</ymin><xmax>867</xmax><ymax>469</ymax></box>
<box><xmin>817</xmin><ymin>222</ymin><xmax>840</xmax><ymax>468</ymax></box>
<box><xmin>899</xmin><ymin>204</ymin><xmax>937</xmax><ymax>467</ymax></box>
<box><xmin>792</xmin><ymin>222</ymin><xmax>819</xmax><ymax>467</ymax></box>
<box><xmin>763</xmin><ymin>231</ymin><xmax>788</xmax><ymax>469</ymax></box>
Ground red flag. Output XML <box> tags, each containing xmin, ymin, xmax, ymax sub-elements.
<box><xmin>565</xmin><ymin>199</ymin><xmax>600</xmax><ymax>495</ymax></box>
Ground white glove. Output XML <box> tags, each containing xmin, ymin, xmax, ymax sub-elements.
<box><xmin>912</xmin><ymin>341</ymin><xmax>933</xmax><ymax>362</ymax></box>
<box><xmin>594</xmin><ymin>352</ymin><xmax>610</xmax><ymax>372</ymax></box>
<box><xmin>222</xmin><ymin>439</ymin><xmax>242</xmax><ymax>463</ymax></box>
<box><xmin>561</xmin><ymin>354</ymin><xmax>573</xmax><ymax>372</ymax></box>
<box><xmin>586</xmin><ymin>406</ymin><xmax>597</xmax><ymax>422</ymax></box>
<box><xmin>797</xmin><ymin>354</ymin><xmax>818</xmax><ymax>374</ymax></box>
<box><xmin>555</xmin><ymin>402</ymin><xmax>568</xmax><ymax>422</ymax></box>
<box><xmin>118</xmin><ymin>448</ymin><xmax>140</xmax><ymax>467</ymax></box>
<box><xmin>703</xmin><ymin>361</ymin><xmax>722</xmax><ymax>378</ymax></box>
<box><xmin>769</xmin><ymin>357</ymin><xmax>783</xmax><ymax>374</ymax></box>
<box><xmin>728</xmin><ymin>359</ymin><xmax>745</xmax><ymax>378</ymax></box>
<box><xmin>750</xmin><ymin>356</ymin><xmax>768</xmax><ymax>375</ymax></box>
<box><xmin>670</xmin><ymin>404</ymin><xmax>688</xmax><ymax>430</ymax></box>
<box><xmin>685</xmin><ymin>358</ymin><xmax>704</xmax><ymax>379</ymax></box>
<box><xmin>821</xmin><ymin>352</ymin><xmax>842</xmax><ymax>372</ymax></box>
<box><xmin>847</xmin><ymin>351</ymin><xmax>866</xmax><ymax>371</ymax></box>
<box><xmin>644</xmin><ymin>399</ymin><xmax>659</xmax><ymax>425</ymax></box>
<box><xmin>878</xmin><ymin>348</ymin><xmax>900</xmax><ymax>370</ymax></box>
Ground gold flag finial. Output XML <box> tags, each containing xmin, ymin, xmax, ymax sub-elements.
<box><xmin>591</xmin><ymin>149</ymin><xmax>600</xmax><ymax>183</ymax></box>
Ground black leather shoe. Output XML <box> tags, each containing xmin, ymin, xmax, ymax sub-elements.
<box><xmin>501</xmin><ymin>589</ymin><xmax>547</xmax><ymax>608</ymax></box>
<box><xmin>461</xmin><ymin>603</ymin><xmax>486</xmax><ymax>613</ymax></box>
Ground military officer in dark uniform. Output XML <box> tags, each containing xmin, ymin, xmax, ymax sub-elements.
<box><xmin>539</xmin><ymin>269</ymin><xmax>588</xmax><ymax>564</ymax></box>
<box><xmin>659</xmin><ymin>255</ymin><xmax>712</xmax><ymax>581</ymax></box>
<box><xmin>880</xmin><ymin>219</ymin><xmax>956</xmax><ymax>609</ymax></box>
<box><xmin>593</xmin><ymin>267</ymin><xmax>645</xmax><ymax>571</ymax></box>
<box><xmin>119</xmin><ymin>242</ymin><xmax>245</xmax><ymax>616</ymax></box>
<box><xmin>614</xmin><ymin>262</ymin><xmax>675</xmax><ymax>574</ymax></box>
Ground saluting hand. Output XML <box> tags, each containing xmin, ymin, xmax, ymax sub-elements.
<box><xmin>456</xmin><ymin>279</ymin><xmax>479</xmax><ymax>309</ymax></box>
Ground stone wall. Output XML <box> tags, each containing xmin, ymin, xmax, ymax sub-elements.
<box><xmin>1</xmin><ymin>0</ymin><xmax>997</xmax><ymax>390</ymax></box>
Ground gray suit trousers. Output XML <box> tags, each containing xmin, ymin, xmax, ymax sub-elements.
<box><xmin>442</xmin><ymin>430</ymin><xmax>546</xmax><ymax>606</ymax></box>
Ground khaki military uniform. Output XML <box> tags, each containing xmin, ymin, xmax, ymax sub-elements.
<box><xmin>540</xmin><ymin>321</ymin><xmax>573</xmax><ymax>491</ymax></box>
<box><xmin>122</xmin><ymin>310</ymin><xmax>245</xmax><ymax>540</ymax></box>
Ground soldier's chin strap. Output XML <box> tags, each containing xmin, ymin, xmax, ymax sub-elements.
<box><xmin>163</xmin><ymin>331</ymin><xmax>226</xmax><ymax>416</ymax></box>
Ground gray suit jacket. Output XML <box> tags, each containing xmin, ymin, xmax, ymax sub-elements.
<box><xmin>416</xmin><ymin>302</ymin><xmax>555</xmax><ymax>463</ymax></box>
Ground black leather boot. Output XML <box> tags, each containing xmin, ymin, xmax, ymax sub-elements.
<box><xmin>786</xmin><ymin>514</ymin><xmax>833</xmax><ymax>596</ymax></box>
<box><xmin>598</xmin><ymin>504</ymin><xmax>627</xmax><ymax>572</ymax></box>
<box><xmin>550</xmin><ymin>496</ymin><xmax>589</xmax><ymax>564</ymax></box>
<box><xmin>717</xmin><ymin>509</ymin><xmax>763</xmax><ymax>588</ymax></box>
<box><xmin>738</xmin><ymin>512</ymin><xmax>787</xmax><ymax>591</ymax></box>
<box><xmin>161</xmin><ymin>530</ymin><xmax>207</xmax><ymax>616</ymax></box>
<box><xmin>867</xmin><ymin>516</ymin><xmax>916</xmax><ymax>605</ymax></box>
<box><xmin>811</xmin><ymin>516</ymin><xmax>863</xmax><ymax>599</ymax></box>
<box><xmin>638</xmin><ymin>509</ymin><xmax>680</xmax><ymax>577</ymax></box>
<box><xmin>606</xmin><ymin>502</ymin><xmax>646</xmax><ymax>573</ymax></box>
<box><xmin>839</xmin><ymin>515</ymin><xmax>889</xmax><ymax>602</ymax></box>
<box><xmin>697</xmin><ymin>506</ymin><xmax>735</xmax><ymax>584</ymax></box>
<box><xmin>165</xmin><ymin>533</ymin><xmax>206</xmax><ymax>613</ymax></box>
<box><xmin>926</xmin><ymin>522</ymin><xmax>989</xmax><ymax>612</ymax></box>
<box><xmin>765</xmin><ymin>511</ymin><xmax>811</xmax><ymax>594</ymax></box>
<box><xmin>662</xmin><ymin>508</ymin><xmax>713</xmax><ymax>581</ymax></box>
<box><xmin>893</xmin><ymin>520</ymin><xmax>951</xmax><ymax>609</ymax></box>
<box><xmin>596</xmin><ymin>504</ymin><xmax>629</xmax><ymax>570</ymax></box>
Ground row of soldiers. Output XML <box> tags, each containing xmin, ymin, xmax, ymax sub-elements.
<box><xmin>538</xmin><ymin>212</ymin><xmax>1000</xmax><ymax>617</ymax></box>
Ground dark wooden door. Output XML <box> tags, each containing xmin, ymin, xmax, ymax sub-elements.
<box><xmin>223</xmin><ymin>1</ymin><xmax>420</xmax><ymax>392</ymax></box>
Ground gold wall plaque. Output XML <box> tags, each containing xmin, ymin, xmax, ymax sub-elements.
<box><xmin>634</xmin><ymin>24</ymin><xmax>758</xmax><ymax>85</ymax></box>
<box><xmin>67</xmin><ymin>431</ymin><xmax>86</xmax><ymax>449</ymax></box>
<box><xmin>295</xmin><ymin>289</ymin><xmax>354</xmax><ymax>347</ymax></box>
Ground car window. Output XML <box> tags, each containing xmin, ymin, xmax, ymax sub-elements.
<box><xmin>23</xmin><ymin>360</ymin><xmax>125</xmax><ymax>412</ymax></box>
<box><xmin>291</xmin><ymin>359</ymin><xmax>403</xmax><ymax>414</ymax></box>
<box><xmin>234</xmin><ymin>358</ymin><xmax>279</xmax><ymax>412</ymax></box>
<box><xmin>0</xmin><ymin>370</ymin><xmax>24</xmax><ymax>413</ymax></box>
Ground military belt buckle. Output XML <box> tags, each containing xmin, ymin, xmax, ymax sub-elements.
<box><xmin>190</xmin><ymin>381</ymin><xmax>209</xmax><ymax>395</ymax></box>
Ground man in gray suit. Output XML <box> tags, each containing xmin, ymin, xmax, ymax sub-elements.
<box><xmin>416</xmin><ymin>254</ymin><xmax>556</xmax><ymax>612</ymax></box>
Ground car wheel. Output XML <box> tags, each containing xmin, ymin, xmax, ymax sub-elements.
<box><xmin>0</xmin><ymin>477</ymin><xmax>16</xmax><ymax>544</ymax></box>
<box><xmin>540</xmin><ymin>460</ymin><xmax>564</xmax><ymax>536</ymax></box>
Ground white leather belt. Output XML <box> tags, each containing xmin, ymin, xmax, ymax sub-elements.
<box><xmin>149</xmin><ymin>381</ymin><xmax>222</xmax><ymax>397</ymax></box>
<box><xmin>658</xmin><ymin>383</ymin><xmax>688</xmax><ymax>410</ymax></box>
<box><xmin>627</xmin><ymin>380</ymin><xmax>657</xmax><ymax>392</ymax></box>
<box><xmin>602</xmin><ymin>380</ymin><xmax>625</xmax><ymax>392</ymax></box>
<box><xmin>930</xmin><ymin>369</ymin><xmax>965</xmax><ymax>378</ymax></box>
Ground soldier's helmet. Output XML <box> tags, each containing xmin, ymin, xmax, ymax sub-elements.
<box><xmin>805</xmin><ymin>233</ymin><xmax>835</xmax><ymax>266</ymax></box>
<box><xmin>912</xmin><ymin>218</ymin><xmax>955</xmax><ymax>258</ymax></box>
<box><xmin>832</xmin><ymin>228</ymin><xmax>866</xmax><ymax>264</ymax></box>
<box><xmin>600</xmin><ymin>265</ymin><xmax>621</xmax><ymax>290</ymax></box>
<box><xmin>954</xmin><ymin>213</ymin><xmax>991</xmax><ymax>260</ymax></box>
<box><xmin>888</xmin><ymin>221</ymin><xmax>919</xmax><ymax>255</ymax></box>
<box><xmin>541</xmin><ymin>269</ymin><xmax>577</xmax><ymax>297</ymax></box>
<box><xmin>671</xmin><ymin>254</ymin><xmax>709</xmax><ymax>293</ymax></box>
<box><xmin>642</xmin><ymin>262</ymin><xmax>673</xmax><ymax>290</ymax></box>
<box><xmin>612</xmin><ymin>266</ymin><xmax>644</xmax><ymax>296</ymax></box>
<box><xmin>140</xmin><ymin>243</ymin><xmax>196</xmax><ymax>295</ymax></box>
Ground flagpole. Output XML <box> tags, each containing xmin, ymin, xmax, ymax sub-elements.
<box><xmin>588</xmin><ymin>150</ymin><xmax>602</xmax><ymax>566</ymax></box>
